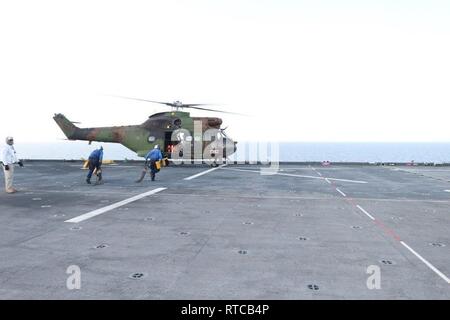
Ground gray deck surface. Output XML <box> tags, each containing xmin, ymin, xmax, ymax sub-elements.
<box><xmin>0</xmin><ymin>162</ymin><xmax>449</xmax><ymax>299</ymax></box>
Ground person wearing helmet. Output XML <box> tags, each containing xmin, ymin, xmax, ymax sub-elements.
<box><xmin>86</xmin><ymin>146</ymin><xmax>103</xmax><ymax>184</ymax></box>
<box><xmin>1</xmin><ymin>136</ymin><xmax>24</xmax><ymax>194</ymax></box>
<box><xmin>145</xmin><ymin>144</ymin><xmax>163</xmax><ymax>181</ymax></box>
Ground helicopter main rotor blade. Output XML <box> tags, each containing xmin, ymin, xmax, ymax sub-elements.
<box><xmin>182</xmin><ymin>103</ymin><xmax>214</xmax><ymax>107</ymax></box>
<box><xmin>108</xmin><ymin>94</ymin><xmax>248</xmax><ymax>116</ymax></box>
<box><xmin>107</xmin><ymin>95</ymin><xmax>174</xmax><ymax>106</ymax></box>
<box><xmin>184</xmin><ymin>105</ymin><xmax>247</xmax><ymax>116</ymax></box>
<box><xmin>112</xmin><ymin>96</ymin><xmax>214</xmax><ymax>108</ymax></box>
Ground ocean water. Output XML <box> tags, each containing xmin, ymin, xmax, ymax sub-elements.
<box><xmin>14</xmin><ymin>141</ymin><xmax>450</xmax><ymax>163</ymax></box>
<box><xmin>277</xmin><ymin>142</ymin><xmax>450</xmax><ymax>163</ymax></box>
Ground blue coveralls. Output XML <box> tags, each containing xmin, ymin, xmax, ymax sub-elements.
<box><xmin>145</xmin><ymin>149</ymin><xmax>163</xmax><ymax>180</ymax></box>
<box><xmin>87</xmin><ymin>148</ymin><xmax>103</xmax><ymax>180</ymax></box>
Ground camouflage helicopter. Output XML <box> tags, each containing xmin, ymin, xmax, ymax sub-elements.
<box><xmin>53</xmin><ymin>97</ymin><xmax>238</xmax><ymax>165</ymax></box>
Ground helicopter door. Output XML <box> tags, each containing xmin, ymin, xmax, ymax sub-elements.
<box><xmin>164</xmin><ymin>132</ymin><xmax>173</xmax><ymax>156</ymax></box>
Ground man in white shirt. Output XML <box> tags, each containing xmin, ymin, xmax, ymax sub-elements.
<box><xmin>1</xmin><ymin>136</ymin><xmax>23</xmax><ymax>194</ymax></box>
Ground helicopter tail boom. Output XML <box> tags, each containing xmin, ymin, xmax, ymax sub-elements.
<box><xmin>53</xmin><ymin>113</ymin><xmax>79</xmax><ymax>140</ymax></box>
<box><xmin>53</xmin><ymin>113</ymin><xmax>122</xmax><ymax>143</ymax></box>
<box><xmin>53</xmin><ymin>113</ymin><xmax>155</xmax><ymax>154</ymax></box>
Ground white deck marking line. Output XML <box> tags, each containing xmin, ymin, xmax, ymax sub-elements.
<box><xmin>401</xmin><ymin>241</ymin><xmax>450</xmax><ymax>284</ymax></box>
<box><xmin>65</xmin><ymin>187</ymin><xmax>167</xmax><ymax>223</ymax></box>
<box><xmin>336</xmin><ymin>188</ymin><xmax>346</xmax><ymax>197</ymax></box>
<box><xmin>280</xmin><ymin>172</ymin><xmax>367</xmax><ymax>184</ymax></box>
<box><xmin>311</xmin><ymin>167</ymin><xmax>322</xmax><ymax>176</ymax></box>
<box><xmin>222</xmin><ymin>168</ymin><xmax>368</xmax><ymax>184</ymax></box>
<box><xmin>183</xmin><ymin>164</ymin><xmax>227</xmax><ymax>181</ymax></box>
<box><xmin>160</xmin><ymin>192</ymin><xmax>450</xmax><ymax>203</ymax></box>
<box><xmin>318</xmin><ymin>166</ymin><xmax>449</xmax><ymax>285</ymax></box>
<box><xmin>356</xmin><ymin>205</ymin><xmax>375</xmax><ymax>220</ymax></box>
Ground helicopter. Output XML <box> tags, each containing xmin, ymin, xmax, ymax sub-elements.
<box><xmin>53</xmin><ymin>98</ymin><xmax>238</xmax><ymax>166</ymax></box>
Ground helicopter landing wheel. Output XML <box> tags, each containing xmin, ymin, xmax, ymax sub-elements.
<box><xmin>211</xmin><ymin>162</ymin><xmax>219</xmax><ymax>168</ymax></box>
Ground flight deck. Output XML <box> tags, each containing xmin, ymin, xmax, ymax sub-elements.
<box><xmin>0</xmin><ymin>162</ymin><xmax>449</xmax><ymax>299</ymax></box>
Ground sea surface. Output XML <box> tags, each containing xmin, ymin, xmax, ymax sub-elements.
<box><xmin>15</xmin><ymin>141</ymin><xmax>450</xmax><ymax>163</ymax></box>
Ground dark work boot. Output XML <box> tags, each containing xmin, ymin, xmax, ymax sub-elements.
<box><xmin>151</xmin><ymin>172</ymin><xmax>155</xmax><ymax>181</ymax></box>
<box><xmin>86</xmin><ymin>178</ymin><xmax>91</xmax><ymax>184</ymax></box>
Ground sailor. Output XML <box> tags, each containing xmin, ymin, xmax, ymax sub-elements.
<box><xmin>145</xmin><ymin>145</ymin><xmax>163</xmax><ymax>181</ymax></box>
<box><xmin>1</xmin><ymin>136</ymin><xmax>24</xmax><ymax>194</ymax></box>
<box><xmin>86</xmin><ymin>146</ymin><xmax>103</xmax><ymax>184</ymax></box>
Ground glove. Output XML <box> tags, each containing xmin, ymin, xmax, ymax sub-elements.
<box><xmin>4</xmin><ymin>165</ymin><xmax>9</xmax><ymax>171</ymax></box>
<box><xmin>18</xmin><ymin>161</ymin><xmax>24</xmax><ymax>167</ymax></box>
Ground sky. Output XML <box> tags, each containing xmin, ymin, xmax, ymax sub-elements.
<box><xmin>1</xmin><ymin>0</ymin><xmax>450</xmax><ymax>143</ymax></box>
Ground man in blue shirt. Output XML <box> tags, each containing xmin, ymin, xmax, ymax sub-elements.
<box><xmin>86</xmin><ymin>146</ymin><xmax>103</xmax><ymax>184</ymax></box>
<box><xmin>145</xmin><ymin>145</ymin><xmax>163</xmax><ymax>181</ymax></box>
